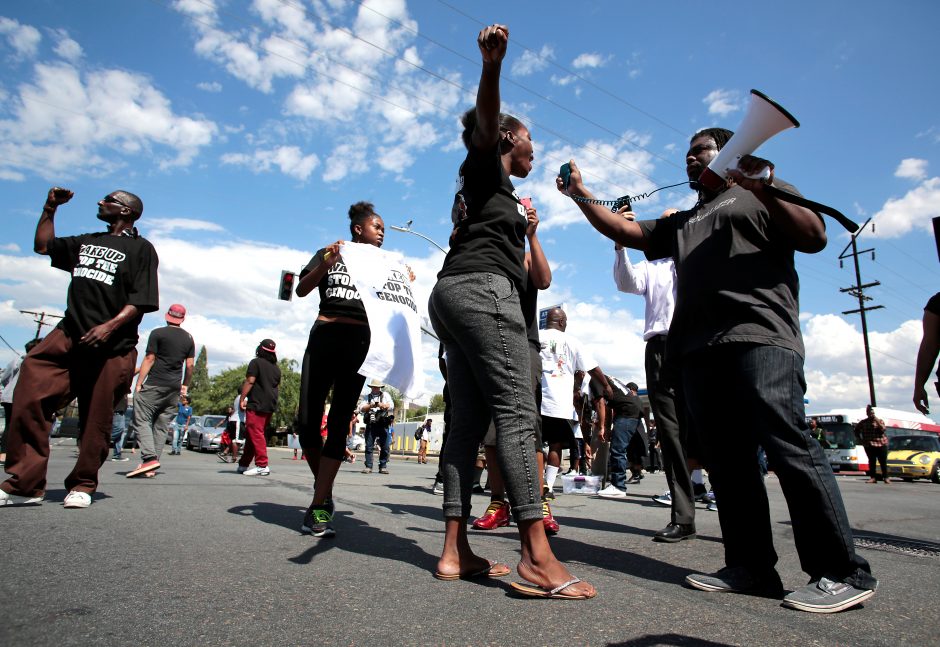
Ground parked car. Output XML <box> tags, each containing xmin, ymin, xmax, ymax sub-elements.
<box><xmin>185</xmin><ymin>415</ymin><xmax>229</xmax><ymax>452</ymax></box>
<box><xmin>347</xmin><ymin>432</ymin><xmax>365</xmax><ymax>451</ymax></box>
<box><xmin>887</xmin><ymin>435</ymin><xmax>940</xmax><ymax>483</ymax></box>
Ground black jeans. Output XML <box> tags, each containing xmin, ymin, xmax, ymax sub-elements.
<box><xmin>864</xmin><ymin>445</ymin><xmax>888</xmax><ymax>481</ymax></box>
<box><xmin>682</xmin><ymin>343</ymin><xmax>875</xmax><ymax>589</ymax></box>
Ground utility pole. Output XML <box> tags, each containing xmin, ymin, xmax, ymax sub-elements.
<box><xmin>838</xmin><ymin>219</ymin><xmax>884</xmax><ymax>407</ymax></box>
<box><xmin>19</xmin><ymin>310</ymin><xmax>63</xmax><ymax>339</ymax></box>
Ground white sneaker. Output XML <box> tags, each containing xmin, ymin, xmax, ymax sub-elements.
<box><xmin>597</xmin><ymin>484</ymin><xmax>627</xmax><ymax>499</ymax></box>
<box><xmin>243</xmin><ymin>466</ymin><xmax>270</xmax><ymax>476</ymax></box>
<box><xmin>63</xmin><ymin>491</ymin><xmax>92</xmax><ymax>508</ymax></box>
<box><xmin>0</xmin><ymin>490</ymin><xmax>44</xmax><ymax>506</ymax></box>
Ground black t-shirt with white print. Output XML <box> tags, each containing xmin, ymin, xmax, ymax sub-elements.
<box><xmin>48</xmin><ymin>231</ymin><xmax>159</xmax><ymax>356</ymax></box>
<box><xmin>639</xmin><ymin>180</ymin><xmax>814</xmax><ymax>360</ymax></box>
<box><xmin>301</xmin><ymin>249</ymin><xmax>368</xmax><ymax>322</ymax></box>
<box><xmin>437</xmin><ymin>144</ymin><xmax>528</xmax><ymax>290</ymax></box>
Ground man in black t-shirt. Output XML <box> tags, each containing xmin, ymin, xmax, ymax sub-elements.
<box><xmin>561</xmin><ymin>128</ymin><xmax>877</xmax><ymax>613</ymax></box>
<box><xmin>237</xmin><ymin>339</ymin><xmax>281</xmax><ymax>477</ymax></box>
<box><xmin>127</xmin><ymin>304</ymin><xmax>195</xmax><ymax>477</ymax></box>
<box><xmin>1</xmin><ymin>187</ymin><xmax>158</xmax><ymax>509</ymax></box>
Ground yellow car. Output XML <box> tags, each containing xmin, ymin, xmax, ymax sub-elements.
<box><xmin>887</xmin><ymin>435</ymin><xmax>940</xmax><ymax>483</ymax></box>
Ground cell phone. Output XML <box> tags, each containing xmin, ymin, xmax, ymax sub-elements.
<box><xmin>520</xmin><ymin>197</ymin><xmax>532</xmax><ymax>209</ymax></box>
<box><xmin>559</xmin><ymin>163</ymin><xmax>571</xmax><ymax>189</ymax></box>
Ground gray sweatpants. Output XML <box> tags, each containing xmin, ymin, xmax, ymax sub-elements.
<box><xmin>428</xmin><ymin>272</ymin><xmax>542</xmax><ymax>523</ymax></box>
<box><xmin>129</xmin><ymin>383</ymin><xmax>179</xmax><ymax>461</ymax></box>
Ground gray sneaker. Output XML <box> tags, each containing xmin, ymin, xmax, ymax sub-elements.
<box><xmin>781</xmin><ymin>577</ymin><xmax>875</xmax><ymax>613</ymax></box>
<box><xmin>685</xmin><ymin>566</ymin><xmax>783</xmax><ymax>597</ymax></box>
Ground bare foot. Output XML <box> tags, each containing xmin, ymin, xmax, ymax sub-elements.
<box><xmin>516</xmin><ymin>558</ymin><xmax>595</xmax><ymax>598</ymax></box>
<box><xmin>436</xmin><ymin>552</ymin><xmax>499</xmax><ymax>579</ymax></box>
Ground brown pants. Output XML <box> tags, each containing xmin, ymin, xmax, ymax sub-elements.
<box><xmin>1</xmin><ymin>328</ymin><xmax>137</xmax><ymax>497</ymax></box>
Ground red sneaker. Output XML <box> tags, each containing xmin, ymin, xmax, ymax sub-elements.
<box><xmin>542</xmin><ymin>499</ymin><xmax>559</xmax><ymax>535</ymax></box>
<box><xmin>472</xmin><ymin>500</ymin><xmax>510</xmax><ymax>530</ymax></box>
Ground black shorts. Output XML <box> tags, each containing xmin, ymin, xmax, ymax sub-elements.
<box><xmin>541</xmin><ymin>416</ymin><xmax>576</xmax><ymax>446</ymax></box>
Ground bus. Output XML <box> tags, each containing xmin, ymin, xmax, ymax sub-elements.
<box><xmin>807</xmin><ymin>407</ymin><xmax>940</xmax><ymax>472</ymax></box>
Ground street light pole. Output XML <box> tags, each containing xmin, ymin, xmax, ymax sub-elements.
<box><xmin>389</xmin><ymin>224</ymin><xmax>448</xmax><ymax>254</ymax></box>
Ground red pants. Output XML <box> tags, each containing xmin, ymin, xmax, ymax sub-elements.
<box><xmin>238</xmin><ymin>410</ymin><xmax>271</xmax><ymax>468</ymax></box>
<box><xmin>1</xmin><ymin>328</ymin><xmax>137</xmax><ymax>496</ymax></box>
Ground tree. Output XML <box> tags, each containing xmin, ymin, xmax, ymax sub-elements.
<box><xmin>272</xmin><ymin>358</ymin><xmax>301</xmax><ymax>430</ymax></box>
<box><xmin>189</xmin><ymin>346</ymin><xmax>211</xmax><ymax>414</ymax></box>
<box><xmin>428</xmin><ymin>393</ymin><xmax>445</xmax><ymax>414</ymax></box>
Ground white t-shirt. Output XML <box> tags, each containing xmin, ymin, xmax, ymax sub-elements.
<box><xmin>539</xmin><ymin>327</ymin><xmax>597</xmax><ymax>420</ymax></box>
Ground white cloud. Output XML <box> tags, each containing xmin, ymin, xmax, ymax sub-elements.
<box><xmin>0</xmin><ymin>17</ymin><xmax>41</xmax><ymax>59</ymax></box>
<box><xmin>572</xmin><ymin>52</ymin><xmax>610</xmax><ymax>69</ymax></box>
<box><xmin>50</xmin><ymin>30</ymin><xmax>83</xmax><ymax>62</ymax></box>
<box><xmin>516</xmin><ymin>131</ymin><xmax>662</xmax><ymax>230</ymax></box>
<box><xmin>703</xmin><ymin>89</ymin><xmax>742</xmax><ymax>117</ymax></box>
<box><xmin>0</xmin><ymin>243</ymin><xmax>20</xmax><ymax>252</ymax></box>
<box><xmin>871</xmin><ymin>176</ymin><xmax>940</xmax><ymax>238</ymax></box>
<box><xmin>511</xmin><ymin>45</ymin><xmax>554</xmax><ymax>76</ymax></box>
<box><xmin>197</xmin><ymin>81</ymin><xmax>223</xmax><ymax>92</ymax></box>
<box><xmin>142</xmin><ymin>218</ymin><xmax>225</xmax><ymax>237</ymax></box>
<box><xmin>323</xmin><ymin>136</ymin><xmax>369</xmax><ymax>182</ymax></box>
<box><xmin>221</xmin><ymin>145</ymin><xmax>320</xmax><ymax>181</ymax></box>
<box><xmin>0</xmin><ymin>61</ymin><xmax>218</xmax><ymax>179</ymax></box>
<box><xmin>895</xmin><ymin>158</ymin><xmax>928</xmax><ymax>181</ymax></box>
<box><xmin>802</xmin><ymin>313</ymin><xmax>923</xmax><ymax>412</ymax></box>
<box><xmin>551</xmin><ymin>74</ymin><xmax>576</xmax><ymax>87</ymax></box>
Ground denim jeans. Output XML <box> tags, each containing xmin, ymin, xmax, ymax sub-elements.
<box><xmin>682</xmin><ymin>343</ymin><xmax>876</xmax><ymax>589</ymax></box>
<box><xmin>364</xmin><ymin>424</ymin><xmax>390</xmax><ymax>470</ymax></box>
<box><xmin>428</xmin><ymin>272</ymin><xmax>541</xmax><ymax>522</ymax></box>
<box><xmin>609</xmin><ymin>416</ymin><xmax>639</xmax><ymax>491</ymax></box>
<box><xmin>111</xmin><ymin>412</ymin><xmax>127</xmax><ymax>457</ymax></box>
<box><xmin>171</xmin><ymin>422</ymin><xmax>185</xmax><ymax>452</ymax></box>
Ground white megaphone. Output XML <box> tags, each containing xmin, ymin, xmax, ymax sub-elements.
<box><xmin>697</xmin><ymin>89</ymin><xmax>799</xmax><ymax>192</ymax></box>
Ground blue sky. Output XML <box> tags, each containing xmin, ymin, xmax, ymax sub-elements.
<box><xmin>1</xmin><ymin>0</ymin><xmax>938</xmax><ymax>414</ymax></box>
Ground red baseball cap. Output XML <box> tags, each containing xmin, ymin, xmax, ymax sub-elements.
<box><xmin>165</xmin><ymin>304</ymin><xmax>186</xmax><ymax>324</ymax></box>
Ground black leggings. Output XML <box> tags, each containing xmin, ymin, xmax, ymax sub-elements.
<box><xmin>298</xmin><ymin>321</ymin><xmax>370</xmax><ymax>461</ymax></box>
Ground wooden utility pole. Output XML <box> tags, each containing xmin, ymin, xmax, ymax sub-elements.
<box><xmin>838</xmin><ymin>219</ymin><xmax>884</xmax><ymax>407</ymax></box>
<box><xmin>18</xmin><ymin>310</ymin><xmax>63</xmax><ymax>339</ymax></box>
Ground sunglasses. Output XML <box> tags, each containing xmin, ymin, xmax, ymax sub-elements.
<box><xmin>102</xmin><ymin>195</ymin><xmax>128</xmax><ymax>209</ymax></box>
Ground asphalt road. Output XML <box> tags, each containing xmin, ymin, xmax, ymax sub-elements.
<box><xmin>1</xmin><ymin>440</ymin><xmax>938</xmax><ymax>647</ymax></box>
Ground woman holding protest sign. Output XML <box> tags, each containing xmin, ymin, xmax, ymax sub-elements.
<box><xmin>294</xmin><ymin>201</ymin><xmax>385</xmax><ymax>538</ymax></box>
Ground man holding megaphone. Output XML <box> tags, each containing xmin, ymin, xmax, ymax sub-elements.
<box><xmin>558</xmin><ymin>127</ymin><xmax>878</xmax><ymax>614</ymax></box>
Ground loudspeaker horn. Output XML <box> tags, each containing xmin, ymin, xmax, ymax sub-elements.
<box><xmin>698</xmin><ymin>89</ymin><xmax>799</xmax><ymax>191</ymax></box>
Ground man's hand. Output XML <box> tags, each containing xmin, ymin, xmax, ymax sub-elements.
<box><xmin>80</xmin><ymin>322</ymin><xmax>115</xmax><ymax>348</ymax></box>
<box><xmin>478</xmin><ymin>24</ymin><xmax>508</xmax><ymax>64</ymax></box>
<box><xmin>47</xmin><ymin>186</ymin><xmax>74</xmax><ymax>208</ymax></box>
<box><xmin>726</xmin><ymin>154</ymin><xmax>774</xmax><ymax>193</ymax></box>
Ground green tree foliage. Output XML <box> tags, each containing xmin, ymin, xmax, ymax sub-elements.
<box><xmin>273</xmin><ymin>358</ymin><xmax>300</xmax><ymax>430</ymax></box>
<box><xmin>191</xmin><ymin>358</ymin><xmax>301</xmax><ymax>431</ymax></box>
<box><xmin>428</xmin><ymin>393</ymin><xmax>445</xmax><ymax>414</ymax></box>
<box><xmin>189</xmin><ymin>346</ymin><xmax>211</xmax><ymax>414</ymax></box>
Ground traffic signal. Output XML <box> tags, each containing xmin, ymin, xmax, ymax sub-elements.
<box><xmin>278</xmin><ymin>270</ymin><xmax>295</xmax><ymax>301</ymax></box>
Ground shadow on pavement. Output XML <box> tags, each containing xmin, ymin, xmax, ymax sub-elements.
<box><xmin>226</xmin><ymin>500</ymin><xmax>438</xmax><ymax>571</ymax></box>
<box><xmin>609</xmin><ymin>634</ymin><xmax>736</xmax><ymax>647</ymax></box>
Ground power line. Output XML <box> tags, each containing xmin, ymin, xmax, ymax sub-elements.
<box><xmin>431</xmin><ymin>0</ymin><xmax>687</xmax><ymax>137</ymax></box>
<box><xmin>166</xmin><ymin>0</ymin><xmax>671</xmax><ymax>190</ymax></box>
<box><xmin>344</xmin><ymin>0</ymin><xmax>685</xmax><ymax>174</ymax></box>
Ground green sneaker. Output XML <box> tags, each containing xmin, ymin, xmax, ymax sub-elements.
<box><xmin>301</xmin><ymin>504</ymin><xmax>335</xmax><ymax>538</ymax></box>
